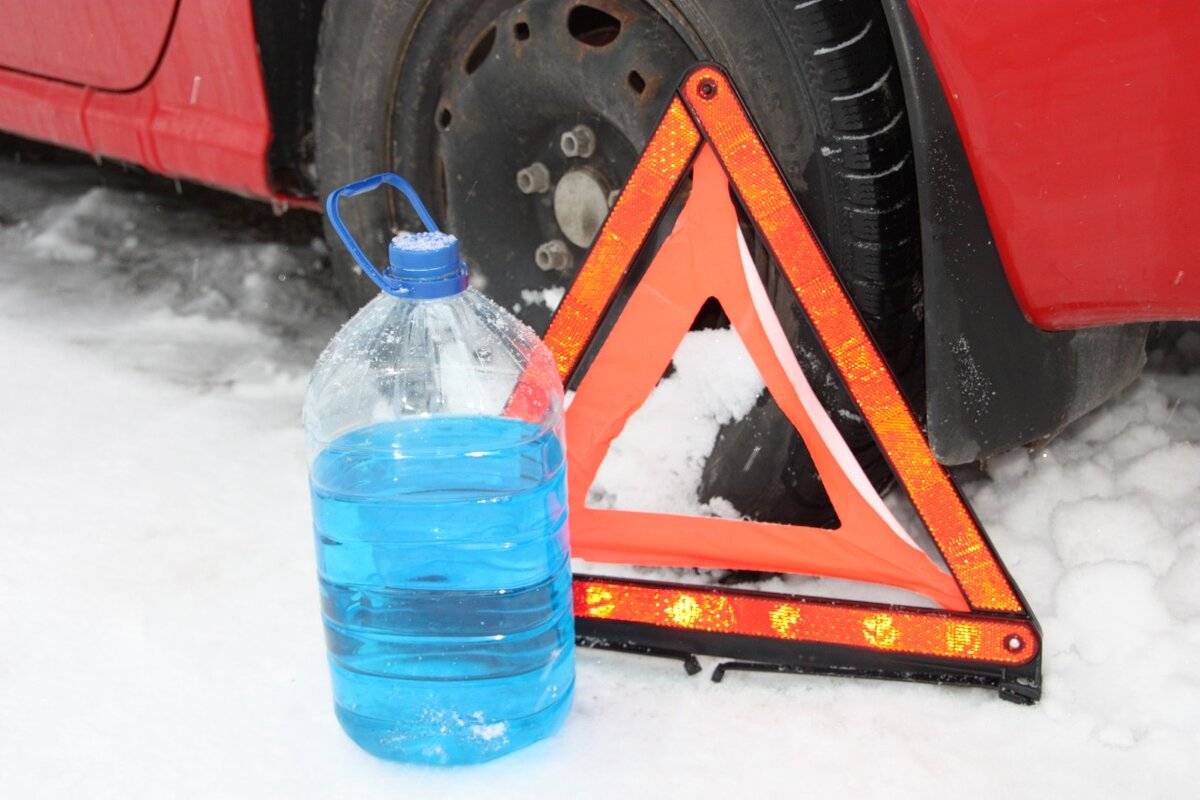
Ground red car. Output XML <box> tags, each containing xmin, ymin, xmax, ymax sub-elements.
<box><xmin>2</xmin><ymin>0</ymin><xmax>1196</xmax><ymax>520</ymax></box>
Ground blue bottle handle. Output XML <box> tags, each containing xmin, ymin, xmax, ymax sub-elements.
<box><xmin>325</xmin><ymin>173</ymin><xmax>442</xmax><ymax>294</ymax></box>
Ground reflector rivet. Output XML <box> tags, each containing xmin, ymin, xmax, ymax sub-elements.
<box><xmin>697</xmin><ymin>77</ymin><xmax>718</xmax><ymax>100</ymax></box>
<box><xmin>1004</xmin><ymin>634</ymin><xmax>1024</xmax><ymax>652</ymax></box>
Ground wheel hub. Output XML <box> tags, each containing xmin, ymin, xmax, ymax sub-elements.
<box><xmin>553</xmin><ymin>167</ymin><xmax>612</xmax><ymax>248</ymax></box>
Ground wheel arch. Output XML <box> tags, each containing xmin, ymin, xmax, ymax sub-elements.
<box><xmin>250</xmin><ymin>0</ymin><xmax>328</xmax><ymax>198</ymax></box>
<box><xmin>879</xmin><ymin>0</ymin><xmax>1147</xmax><ymax>464</ymax></box>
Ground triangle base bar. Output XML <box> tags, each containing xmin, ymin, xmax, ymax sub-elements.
<box><xmin>575</xmin><ymin>575</ymin><xmax>1042</xmax><ymax>703</ymax></box>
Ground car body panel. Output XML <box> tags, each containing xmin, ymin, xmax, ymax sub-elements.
<box><xmin>0</xmin><ymin>0</ymin><xmax>311</xmax><ymax>206</ymax></box>
<box><xmin>0</xmin><ymin>0</ymin><xmax>178</xmax><ymax>90</ymax></box>
<box><xmin>908</xmin><ymin>0</ymin><xmax>1200</xmax><ymax>328</ymax></box>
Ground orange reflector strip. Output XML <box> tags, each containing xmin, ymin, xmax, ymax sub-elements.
<box><xmin>543</xmin><ymin>98</ymin><xmax>700</xmax><ymax>378</ymax></box>
<box><xmin>680</xmin><ymin>69</ymin><xmax>1020</xmax><ymax>614</ymax></box>
<box><xmin>576</xmin><ymin>578</ymin><xmax>1037</xmax><ymax>666</ymax></box>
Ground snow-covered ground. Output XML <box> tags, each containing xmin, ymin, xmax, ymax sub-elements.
<box><xmin>1</xmin><ymin>148</ymin><xmax>1198</xmax><ymax>798</ymax></box>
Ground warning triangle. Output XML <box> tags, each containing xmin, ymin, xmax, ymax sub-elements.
<box><xmin>515</xmin><ymin>65</ymin><xmax>1041</xmax><ymax>702</ymax></box>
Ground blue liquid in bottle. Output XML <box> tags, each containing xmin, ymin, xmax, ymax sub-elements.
<box><xmin>310</xmin><ymin>416</ymin><xmax>574</xmax><ymax>765</ymax></box>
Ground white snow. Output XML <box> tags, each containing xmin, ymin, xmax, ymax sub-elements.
<box><xmin>469</xmin><ymin>722</ymin><xmax>509</xmax><ymax>743</ymax></box>
<box><xmin>589</xmin><ymin>327</ymin><xmax>764</xmax><ymax>517</ymax></box>
<box><xmin>1</xmin><ymin>153</ymin><xmax>1199</xmax><ymax>797</ymax></box>
<box><xmin>392</xmin><ymin>230</ymin><xmax>457</xmax><ymax>252</ymax></box>
<box><xmin>519</xmin><ymin>285</ymin><xmax>565</xmax><ymax>313</ymax></box>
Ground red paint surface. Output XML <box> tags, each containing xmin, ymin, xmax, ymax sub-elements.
<box><xmin>0</xmin><ymin>1</ymin><xmax>314</xmax><ymax>209</ymax></box>
<box><xmin>909</xmin><ymin>0</ymin><xmax>1200</xmax><ymax>327</ymax></box>
<box><xmin>0</xmin><ymin>1</ymin><xmax>177</xmax><ymax>90</ymax></box>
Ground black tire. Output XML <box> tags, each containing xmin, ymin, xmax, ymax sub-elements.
<box><xmin>315</xmin><ymin>0</ymin><xmax>922</xmax><ymax>524</ymax></box>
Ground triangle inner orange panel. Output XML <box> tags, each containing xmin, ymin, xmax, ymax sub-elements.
<box><xmin>566</xmin><ymin>145</ymin><xmax>967</xmax><ymax>612</ymax></box>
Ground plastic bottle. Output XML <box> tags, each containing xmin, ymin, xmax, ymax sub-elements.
<box><xmin>304</xmin><ymin>174</ymin><xmax>573</xmax><ymax>765</ymax></box>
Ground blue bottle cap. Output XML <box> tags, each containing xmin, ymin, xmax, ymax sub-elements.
<box><xmin>386</xmin><ymin>232</ymin><xmax>468</xmax><ymax>298</ymax></box>
<box><xmin>326</xmin><ymin>173</ymin><xmax>469</xmax><ymax>299</ymax></box>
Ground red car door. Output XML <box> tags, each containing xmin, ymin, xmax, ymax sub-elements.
<box><xmin>0</xmin><ymin>0</ymin><xmax>178</xmax><ymax>90</ymax></box>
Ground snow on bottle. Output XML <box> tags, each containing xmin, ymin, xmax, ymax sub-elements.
<box><xmin>304</xmin><ymin>173</ymin><xmax>574</xmax><ymax>765</ymax></box>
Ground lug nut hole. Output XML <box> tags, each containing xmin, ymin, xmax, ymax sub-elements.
<box><xmin>568</xmin><ymin>6</ymin><xmax>621</xmax><ymax>47</ymax></box>
<box><xmin>463</xmin><ymin>25</ymin><xmax>496</xmax><ymax>75</ymax></box>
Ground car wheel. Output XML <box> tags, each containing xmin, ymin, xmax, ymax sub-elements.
<box><xmin>315</xmin><ymin>0</ymin><xmax>923</xmax><ymax>525</ymax></box>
